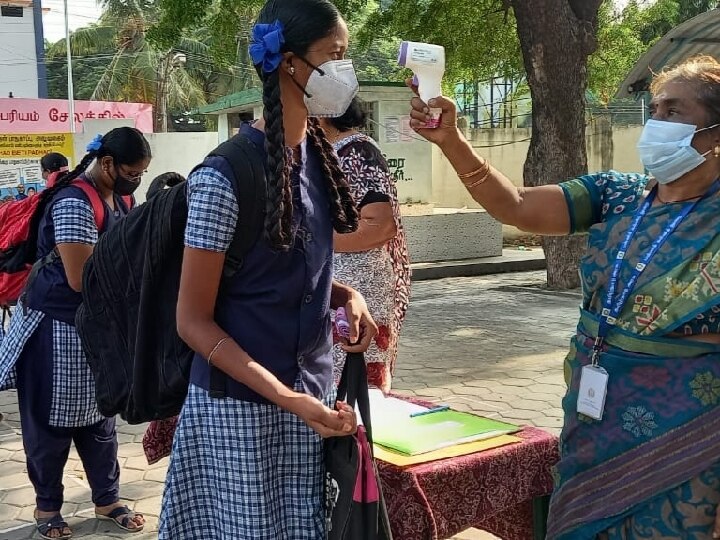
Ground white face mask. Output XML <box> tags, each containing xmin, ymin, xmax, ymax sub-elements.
<box><xmin>301</xmin><ymin>59</ymin><xmax>359</xmax><ymax>118</ymax></box>
<box><xmin>636</xmin><ymin>119</ymin><xmax>719</xmax><ymax>184</ymax></box>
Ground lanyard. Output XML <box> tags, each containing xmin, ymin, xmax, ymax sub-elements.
<box><xmin>592</xmin><ymin>181</ymin><xmax>720</xmax><ymax>365</ymax></box>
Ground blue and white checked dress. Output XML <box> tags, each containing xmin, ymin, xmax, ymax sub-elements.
<box><xmin>159</xmin><ymin>168</ymin><xmax>329</xmax><ymax>540</ymax></box>
<box><xmin>0</xmin><ymin>198</ymin><xmax>104</xmax><ymax>427</ymax></box>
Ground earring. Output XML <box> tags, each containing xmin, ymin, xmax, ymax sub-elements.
<box><xmin>714</xmin><ymin>145</ymin><xmax>720</xmax><ymax>158</ymax></box>
<box><xmin>288</xmin><ymin>66</ymin><xmax>296</xmax><ymax>76</ymax></box>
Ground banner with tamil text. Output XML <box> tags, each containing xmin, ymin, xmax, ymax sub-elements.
<box><xmin>0</xmin><ymin>98</ymin><xmax>153</xmax><ymax>134</ymax></box>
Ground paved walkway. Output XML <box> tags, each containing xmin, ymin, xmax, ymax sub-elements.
<box><xmin>0</xmin><ymin>271</ymin><xmax>579</xmax><ymax>539</ymax></box>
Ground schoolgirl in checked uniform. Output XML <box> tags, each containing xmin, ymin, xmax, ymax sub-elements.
<box><xmin>158</xmin><ymin>1</ymin><xmax>376</xmax><ymax>538</ymax></box>
<box><xmin>0</xmin><ymin>128</ymin><xmax>149</xmax><ymax>539</ymax></box>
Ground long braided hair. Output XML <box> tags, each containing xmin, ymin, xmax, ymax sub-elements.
<box><xmin>25</xmin><ymin>127</ymin><xmax>151</xmax><ymax>262</ymax></box>
<box><xmin>254</xmin><ymin>0</ymin><xmax>359</xmax><ymax>249</ymax></box>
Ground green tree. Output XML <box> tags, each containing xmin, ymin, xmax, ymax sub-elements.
<box><xmin>588</xmin><ymin>2</ymin><xmax>648</xmax><ymax>104</ymax></box>
<box><xmin>45</xmin><ymin>0</ymin><xmax>239</xmax><ymax>131</ymax></box>
<box><xmin>356</xmin><ymin>0</ymin><xmax>523</xmax><ymax>84</ymax></box>
<box><xmin>588</xmin><ymin>0</ymin><xmax>718</xmax><ymax>104</ymax></box>
<box><xmin>150</xmin><ymin>0</ymin><xmax>402</xmax><ymax>86</ymax></box>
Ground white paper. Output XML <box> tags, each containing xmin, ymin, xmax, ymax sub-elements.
<box><xmin>354</xmin><ymin>388</ymin><xmax>429</xmax><ymax>425</ymax></box>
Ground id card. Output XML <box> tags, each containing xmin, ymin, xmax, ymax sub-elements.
<box><xmin>577</xmin><ymin>365</ymin><xmax>609</xmax><ymax>420</ymax></box>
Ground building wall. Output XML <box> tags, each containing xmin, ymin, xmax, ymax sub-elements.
<box><xmin>358</xmin><ymin>85</ymin><xmax>416</xmax><ymax>143</ymax></box>
<box><xmin>0</xmin><ymin>4</ymin><xmax>39</xmax><ymax>99</ymax></box>
<box><xmin>73</xmin><ymin>130</ymin><xmax>220</xmax><ymax>203</ymax></box>
<box><xmin>378</xmin><ymin>141</ymin><xmax>433</xmax><ymax>204</ymax></box>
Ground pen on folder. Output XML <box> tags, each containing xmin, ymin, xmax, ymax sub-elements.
<box><xmin>410</xmin><ymin>405</ymin><xmax>450</xmax><ymax>418</ymax></box>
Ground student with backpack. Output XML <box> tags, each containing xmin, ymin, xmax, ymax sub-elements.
<box><xmin>41</xmin><ymin>152</ymin><xmax>69</xmax><ymax>189</ymax></box>
<box><xmin>0</xmin><ymin>127</ymin><xmax>150</xmax><ymax>539</ymax></box>
<box><xmin>158</xmin><ymin>1</ymin><xmax>376</xmax><ymax>537</ymax></box>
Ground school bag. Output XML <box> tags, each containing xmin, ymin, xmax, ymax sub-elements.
<box><xmin>0</xmin><ymin>181</ymin><xmax>131</xmax><ymax>307</ymax></box>
<box><xmin>325</xmin><ymin>352</ymin><xmax>394</xmax><ymax>540</ymax></box>
<box><xmin>75</xmin><ymin>134</ymin><xmax>266</xmax><ymax>424</ymax></box>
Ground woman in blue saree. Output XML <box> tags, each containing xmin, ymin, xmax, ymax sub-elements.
<box><xmin>408</xmin><ymin>55</ymin><xmax>720</xmax><ymax>539</ymax></box>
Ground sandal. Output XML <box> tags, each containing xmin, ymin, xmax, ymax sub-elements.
<box><xmin>35</xmin><ymin>514</ymin><xmax>72</xmax><ymax>539</ymax></box>
<box><xmin>95</xmin><ymin>505</ymin><xmax>144</xmax><ymax>533</ymax></box>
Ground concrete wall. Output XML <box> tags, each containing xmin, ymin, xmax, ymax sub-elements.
<box><xmin>0</xmin><ymin>5</ymin><xmax>38</xmax><ymax>99</ymax></box>
<box><xmin>73</xmin><ymin>130</ymin><xmax>219</xmax><ymax>203</ymax></box>
<box><xmin>404</xmin><ymin>210</ymin><xmax>502</xmax><ymax>263</ymax></box>
<box><xmin>378</xmin><ymin>141</ymin><xmax>433</xmax><ymax>204</ymax></box>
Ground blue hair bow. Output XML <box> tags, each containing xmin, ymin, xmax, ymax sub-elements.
<box><xmin>249</xmin><ymin>20</ymin><xmax>285</xmax><ymax>73</ymax></box>
<box><xmin>86</xmin><ymin>134</ymin><xmax>103</xmax><ymax>152</ymax></box>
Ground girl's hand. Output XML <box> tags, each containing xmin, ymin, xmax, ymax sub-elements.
<box><xmin>341</xmin><ymin>289</ymin><xmax>378</xmax><ymax>354</ymax></box>
<box><xmin>288</xmin><ymin>393</ymin><xmax>357</xmax><ymax>438</ymax></box>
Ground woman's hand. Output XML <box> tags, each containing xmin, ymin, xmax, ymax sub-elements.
<box><xmin>341</xmin><ymin>288</ymin><xmax>378</xmax><ymax>354</ymax></box>
<box><xmin>713</xmin><ymin>503</ymin><xmax>720</xmax><ymax>538</ymax></box>
<box><xmin>407</xmin><ymin>78</ymin><xmax>462</xmax><ymax>149</ymax></box>
<box><xmin>287</xmin><ymin>393</ymin><xmax>357</xmax><ymax>438</ymax></box>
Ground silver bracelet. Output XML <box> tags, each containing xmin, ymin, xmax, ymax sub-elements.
<box><xmin>207</xmin><ymin>337</ymin><xmax>231</xmax><ymax>366</ymax></box>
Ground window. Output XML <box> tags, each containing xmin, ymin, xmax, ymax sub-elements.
<box><xmin>1</xmin><ymin>6</ymin><xmax>24</xmax><ymax>17</ymax></box>
<box><xmin>359</xmin><ymin>100</ymin><xmax>378</xmax><ymax>141</ymax></box>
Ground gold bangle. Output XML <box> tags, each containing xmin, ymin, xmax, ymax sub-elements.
<box><xmin>457</xmin><ymin>160</ymin><xmax>489</xmax><ymax>181</ymax></box>
<box><xmin>464</xmin><ymin>173</ymin><xmax>490</xmax><ymax>189</ymax></box>
<box><xmin>207</xmin><ymin>337</ymin><xmax>231</xmax><ymax>366</ymax></box>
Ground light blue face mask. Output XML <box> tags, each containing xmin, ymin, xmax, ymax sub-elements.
<box><xmin>636</xmin><ymin>119</ymin><xmax>719</xmax><ymax>184</ymax></box>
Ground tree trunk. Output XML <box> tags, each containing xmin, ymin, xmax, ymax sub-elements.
<box><xmin>510</xmin><ymin>0</ymin><xmax>602</xmax><ymax>289</ymax></box>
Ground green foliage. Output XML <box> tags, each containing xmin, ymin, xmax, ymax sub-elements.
<box><xmin>588</xmin><ymin>0</ymin><xmax>719</xmax><ymax>104</ymax></box>
<box><xmin>45</xmin><ymin>0</ymin><xmax>239</xmax><ymax>126</ymax></box>
<box><xmin>347</xmin><ymin>1</ymin><xmax>404</xmax><ymax>82</ymax></box>
<box><xmin>150</xmin><ymin>0</ymin><xmax>402</xmax><ymax>87</ymax></box>
<box><xmin>127</xmin><ymin>0</ymin><xmax>720</xmax><ymax>110</ymax></box>
<box><xmin>588</xmin><ymin>2</ymin><xmax>648</xmax><ymax>104</ymax></box>
<box><xmin>46</xmin><ymin>56</ymin><xmax>109</xmax><ymax>100</ymax></box>
<box><xmin>358</xmin><ymin>0</ymin><xmax>522</xmax><ymax>84</ymax></box>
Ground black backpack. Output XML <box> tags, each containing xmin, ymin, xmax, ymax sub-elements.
<box><xmin>75</xmin><ymin>134</ymin><xmax>266</xmax><ymax>424</ymax></box>
<box><xmin>325</xmin><ymin>353</ymin><xmax>393</xmax><ymax>540</ymax></box>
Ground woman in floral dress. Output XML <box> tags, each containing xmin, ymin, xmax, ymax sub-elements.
<box><xmin>321</xmin><ymin>98</ymin><xmax>411</xmax><ymax>392</ymax></box>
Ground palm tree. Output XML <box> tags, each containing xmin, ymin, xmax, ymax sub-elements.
<box><xmin>46</xmin><ymin>0</ymin><xmax>238</xmax><ymax>131</ymax></box>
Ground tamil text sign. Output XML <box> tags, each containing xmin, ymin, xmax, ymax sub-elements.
<box><xmin>0</xmin><ymin>98</ymin><xmax>153</xmax><ymax>134</ymax></box>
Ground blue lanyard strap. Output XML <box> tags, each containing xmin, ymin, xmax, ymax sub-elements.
<box><xmin>592</xmin><ymin>180</ymin><xmax>720</xmax><ymax>364</ymax></box>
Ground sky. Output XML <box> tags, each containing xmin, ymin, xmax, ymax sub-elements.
<box><xmin>42</xmin><ymin>0</ymin><xmax>103</xmax><ymax>43</ymax></box>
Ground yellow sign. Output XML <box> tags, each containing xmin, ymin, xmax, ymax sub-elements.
<box><xmin>0</xmin><ymin>133</ymin><xmax>74</xmax><ymax>191</ymax></box>
<box><xmin>0</xmin><ymin>133</ymin><xmax>74</xmax><ymax>159</ymax></box>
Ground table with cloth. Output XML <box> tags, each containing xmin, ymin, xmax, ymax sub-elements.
<box><xmin>378</xmin><ymin>426</ymin><xmax>559</xmax><ymax>540</ymax></box>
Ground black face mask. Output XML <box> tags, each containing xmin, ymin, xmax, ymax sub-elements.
<box><xmin>113</xmin><ymin>173</ymin><xmax>141</xmax><ymax>196</ymax></box>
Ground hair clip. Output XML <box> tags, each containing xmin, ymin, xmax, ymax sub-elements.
<box><xmin>86</xmin><ymin>134</ymin><xmax>103</xmax><ymax>152</ymax></box>
<box><xmin>249</xmin><ymin>20</ymin><xmax>285</xmax><ymax>73</ymax></box>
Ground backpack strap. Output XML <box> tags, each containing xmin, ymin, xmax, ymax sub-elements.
<box><xmin>203</xmin><ymin>134</ymin><xmax>266</xmax><ymax>399</ymax></box>
<box><xmin>121</xmin><ymin>195</ymin><xmax>135</xmax><ymax>211</ymax></box>
<box><xmin>19</xmin><ymin>181</ymin><xmax>107</xmax><ymax>308</ymax></box>
<box><xmin>70</xmin><ymin>180</ymin><xmax>106</xmax><ymax>230</ymax></box>
<box><xmin>70</xmin><ymin>181</ymin><xmax>134</xmax><ymax>228</ymax></box>
<box><xmin>20</xmin><ymin>248</ymin><xmax>61</xmax><ymax>314</ymax></box>
<box><xmin>208</xmin><ymin>134</ymin><xmax>267</xmax><ymax>279</ymax></box>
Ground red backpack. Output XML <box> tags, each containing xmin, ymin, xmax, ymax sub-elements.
<box><xmin>0</xmin><ymin>182</ymin><xmax>132</xmax><ymax>306</ymax></box>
